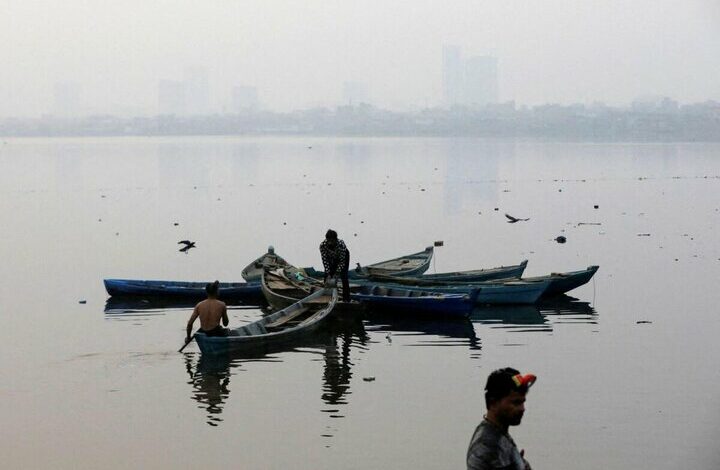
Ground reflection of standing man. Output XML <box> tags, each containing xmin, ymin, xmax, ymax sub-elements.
<box><xmin>319</xmin><ymin>229</ymin><xmax>351</xmax><ymax>302</ymax></box>
<box><xmin>467</xmin><ymin>367</ymin><xmax>536</xmax><ymax>470</ymax></box>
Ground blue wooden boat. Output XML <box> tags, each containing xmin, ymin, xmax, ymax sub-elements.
<box><xmin>263</xmin><ymin>270</ymin><xmax>476</xmax><ymax>317</ymax></box>
<box><xmin>358</xmin><ymin>279</ymin><xmax>550</xmax><ymax>305</ymax></box>
<box><xmin>367</xmin><ymin>260</ymin><xmax>528</xmax><ymax>283</ymax></box>
<box><xmin>349</xmin><ymin>284</ymin><xmax>478</xmax><ymax>317</ymax></box>
<box><xmin>512</xmin><ymin>265</ymin><xmax>599</xmax><ymax>297</ymax></box>
<box><xmin>194</xmin><ymin>288</ymin><xmax>337</xmax><ymax>355</ymax></box>
<box><xmin>103</xmin><ymin>279</ymin><xmax>263</xmax><ymax>302</ymax></box>
<box><xmin>301</xmin><ymin>246</ymin><xmax>434</xmax><ymax>280</ymax></box>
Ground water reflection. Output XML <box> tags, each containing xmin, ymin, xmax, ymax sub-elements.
<box><xmin>103</xmin><ymin>297</ymin><xmax>261</xmax><ymax>321</ymax></box>
<box><xmin>182</xmin><ymin>316</ymin><xmax>369</xmax><ymax>427</ymax></box>
<box><xmin>363</xmin><ymin>311</ymin><xmax>480</xmax><ymax>349</ymax></box>
<box><xmin>470</xmin><ymin>296</ymin><xmax>597</xmax><ymax>332</ymax></box>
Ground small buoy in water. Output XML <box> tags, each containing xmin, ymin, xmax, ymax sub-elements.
<box><xmin>594</xmin><ymin>205</ymin><xmax>599</xmax><ymax>209</ymax></box>
<box><xmin>283</xmin><ymin>222</ymin><xmax>287</xmax><ymax>225</ymax></box>
<box><xmin>173</xmin><ymin>222</ymin><xmax>179</xmax><ymax>226</ymax></box>
<box><xmin>363</xmin><ymin>377</ymin><xmax>375</xmax><ymax>382</ymax></box>
<box><xmin>555</xmin><ymin>236</ymin><xmax>567</xmax><ymax>244</ymax></box>
<box><xmin>494</xmin><ymin>208</ymin><xmax>499</xmax><ymax>211</ymax></box>
<box><xmin>79</xmin><ymin>300</ymin><xmax>87</xmax><ymax>304</ymax></box>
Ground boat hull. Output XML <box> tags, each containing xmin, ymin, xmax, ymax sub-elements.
<box><xmin>103</xmin><ymin>279</ymin><xmax>263</xmax><ymax>302</ymax></box>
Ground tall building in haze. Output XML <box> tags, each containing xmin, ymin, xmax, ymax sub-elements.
<box><xmin>464</xmin><ymin>56</ymin><xmax>498</xmax><ymax>106</ymax></box>
<box><xmin>157</xmin><ymin>80</ymin><xmax>186</xmax><ymax>115</ymax></box>
<box><xmin>442</xmin><ymin>45</ymin><xmax>463</xmax><ymax>106</ymax></box>
<box><xmin>442</xmin><ymin>45</ymin><xmax>499</xmax><ymax>107</ymax></box>
<box><xmin>183</xmin><ymin>67</ymin><xmax>210</xmax><ymax>115</ymax></box>
<box><xmin>232</xmin><ymin>86</ymin><xmax>259</xmax><ymax>111</ymax></box>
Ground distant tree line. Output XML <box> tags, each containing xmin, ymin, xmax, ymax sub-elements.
<box><xmin>2</xmin><ymin>100</ymin><xmax>719</xmax><ymax>141</ymax></box>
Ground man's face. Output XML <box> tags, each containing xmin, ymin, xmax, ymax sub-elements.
<box><xmin>492</xmin><ymin>390</ymin><xmax>527</xmax><ymax>426</ymax></box>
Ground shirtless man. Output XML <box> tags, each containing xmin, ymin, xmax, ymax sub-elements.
<box><xmin>185</xmin><ymin>280</ymin><xmax>229</xmax><ymax>343</ymax></box>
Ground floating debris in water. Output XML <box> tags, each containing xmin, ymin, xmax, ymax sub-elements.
<box><xmin>494</xmin><ymin>208</ymin><xmax>499</xmax><ymax>211</ymax></box>
<box><xmin>78</xmin><ymin>300</ymin><xmax>87</xmax><ymax>304</ymax></box>
<box><xmin>637</xmin><ymin>233</ymin><xmax>651</xmax><ymax>237</ymax></box>
<box><xmin>593</xmin><ymin>205</ymin><xmax>599</xmax><ymax>209</ymax></box>
<box><xmin>555</xmin><ymin>236</ymin><xmax>567</xmax><ymax>244</ymax></box>
<box><xmin>505</xmin><ymin>213</ymin><xmax>529</xmax><ymax>223</ymax></box>
<box><xmin>98</xmin><ymin>218</ymin><xmax>102</xmax><ymax>222</ymax></box>
<box><xmin>173</xmin><ymin>222</ymin><xmax>179</xmax><ymax>226</ymax></box>
<box><xmin>558</xmin><ymin>189</ymin><xmax>563</xmax><ymax>192</ymax></box>
<box><xmin>283</xmin><ymin>222</ymin><xmax>287</xmax><ymax>225</ymax></box>
<box><xmin>354</xmin><ymin>233</ymin><xmax>357</xmax><ymax>237</ymax></box>
<box><xmin>636</xmin><ymin>320</ymin><xmax>652</xmax><ymax>324</ymax></box>
<box><xmin>360</xmin><ymin>221</ymin><xmax>364</xmax><ymax>224</ymax></box>
<box><xmin>577</xmin><ymin>222</ymin><xmax>601</xmax><ymax>226</ymax></box>
<box><xmin>101</xmin><ymin>195</ymin><xmax>106</xmax><ymax>198</ymax></box>
<box><xmin>363</xmin><ymin>377</ymin><xmax>376</xmax><ymax>382</ymax></box>
<box><xmin>434</xmin><ymin>241</ymin><xmax>444</xmax><ymax>247</ymax></box>
<box><xmin>420</xmin><ymin>188</ymin><xmax>426</xmax><ymax>192</ymax></box>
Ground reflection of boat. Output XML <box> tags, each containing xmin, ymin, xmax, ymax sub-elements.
<box><xmin>195</xmin><ymin>288</ymin><xmax>338</xmax><ymax>355</ymax></box>
<box><xmin>366</xmin><ymin>260</ymin><xmax>528</xmax><ymax>283</ymax></box>
<box><xmin>364</xmin><ymin>313</ymin><xmax>479</xmax><ymax>345</ymax></box>
<box><xmin>301</xmin><ymin>246</ymin><xmax>434</xmax><ymax>280</ymax></box>
<box><xmin>471</xmin><ymin>305</ymin><xmax>546</xmax><ymax>325</ymax></box>
<box><xmin>103</xmin><ymin>279</ymin><xmax>263</xmax><ymax>302</ymax></box>
<box><xmin>470</xmin><ymin>295</ymin><xmax>598</xmax><ymax>326</ymax></box>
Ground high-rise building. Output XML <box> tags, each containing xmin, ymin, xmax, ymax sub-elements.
<box><xmin>53</xmin><ymin>81</ymin><xmax>82</xmax><ymax>117</ymax></box>
<box><xmin>158</xmin><ymin>80</ymin><xmax>186</xmax><ymax>115</ymax></box>
<box><xmin>232</xmin><ymin>86</ymin><xmax>259</xmax><ymax>111</ymax></box>
<box><xmin>464</xmin><ymin>56</ymin><xmax>498</xmax><ymax>106</ymax></box>
<box><xmin>342</xmin><ymin>81</ymin><xmax>369</xmax><ymax>106</ymax></box>
<box><xmin>442</xmin><ymin>45</ymin><xmax>463</xmax><ymax>106</ymax></box>
<box><xmin>183</xmin><ymin>67</ymin><xmax>210</xmax><ymax>115</ymax></box>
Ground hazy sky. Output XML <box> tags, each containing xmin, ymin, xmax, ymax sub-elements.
<box><xmin>1</xmin><ymin>0</ymin><xmax>719</xmax><ymax>116</ymax></box>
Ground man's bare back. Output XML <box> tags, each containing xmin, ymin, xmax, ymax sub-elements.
<box><xmin>192</xmin><ymin>298</ymin><xmax>228</xmax><ymax>331</ymax></box>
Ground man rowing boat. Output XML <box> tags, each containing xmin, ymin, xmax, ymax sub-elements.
<box><xmin>185</xmin><ymin>280</ymin><xmax>229</xmax><ymax>343</ymax></box>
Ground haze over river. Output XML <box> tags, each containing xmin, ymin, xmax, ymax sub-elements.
<box><xmin>1</xmin><ymin>137</ymin><xmax>719</xmax><ymax>469</ymax></box>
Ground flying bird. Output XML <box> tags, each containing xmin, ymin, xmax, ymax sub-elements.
<box><xmin>505</xmin><ymin>213</ymin><xmax>530</xmax><ymax>223</ymax></box>
<box><xmin>178</xmin><ymin>240</ymin><xmax>196</xmax><ymax>253</ymax></box>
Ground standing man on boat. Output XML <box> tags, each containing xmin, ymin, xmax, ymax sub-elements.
<box><xmin>319</xmin><ymin>229</ymin><xmax>351</xmax><ymax>302</ymax></box>
<box><xmin>467</xmin><ymin>367</ymin><xmax>537</xmax><ymax>470</ymax></box>
<box><xmin>185</xmin><ymin>280</ymin><xmax>229</xmax><ymax>343</ymax></box>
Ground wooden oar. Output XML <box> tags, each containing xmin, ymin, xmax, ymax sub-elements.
<box><xmin>178</xmin><ymin>334</ymin><xmax>194</xmax><ymax>353</ymax></box>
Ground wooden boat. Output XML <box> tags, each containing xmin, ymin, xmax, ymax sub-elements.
<box><xmin>263</xmin><ymin>269</ymin><xmax>476</xmax><ymax>317</ymax></box>
<box><xmin>103</xmin><ymin>279</ymin><xmax>263</xmax><ymax>302</ymax></box>
<box><xmin>194</xmin><ymin>288</ymin><xmax>338</xmax><ymax>355</ymax></box>
<box><xmin>351</xmin><ymin>284</ymin><xmax>478</xmax><ymax>317</ymax></box>
<box><xmin>300</xmin><ymin>246</ymin><xmax>434</xmax><ymax>280</ymax></box>
<box><xmin>366</xmin><ymin>260</ymin><xmax>528</xmax><ymax>284</ymax></box>
<box><xmin>358</xmin><ymin>279</ymin><xmax>551</xmax><ymax>305</ymax></box>
<box><xmin>510</xmin><ymin>265</ymin><xmax>599</xmax><ymax>297</ymax></box>
<box><xmin>241</xmin><ymin>249</ymin><xmax>291</xmax><ymax>282</ymax></box>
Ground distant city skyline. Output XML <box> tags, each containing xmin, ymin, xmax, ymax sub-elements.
<box><xmin>1</xmin><ymin>1</ymin><xmax>718</xmax><ymax>117</ymax></box>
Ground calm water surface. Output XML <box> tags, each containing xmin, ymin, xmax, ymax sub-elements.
<box><xmin>0</xmin><ymin>137</ymin><xmax>719</xmax><ymax>469</ymax></box>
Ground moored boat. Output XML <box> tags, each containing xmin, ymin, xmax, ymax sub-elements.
<box><xmin>301</xmin><ymin>246</ymin><xmax>434</xmax><ymax>280</ymax></box>
<box><xmin>103</xmin><ymin>279</ymin><xmax>263</xmax><ymax>302</ymax></box>
<box><xmin>194</xmin><ymin>288</ymin><xmax>338</xmax><ymax>355</ymax></box>
<box><xmin>350</xmin><ymin>284</ymin><xmax>479</xmax><ymax>317</ymax></box>
<box><xmin>241</xmin><ymin>247</ymin><xmax>291</xmax><ymax>282</ymax></box>
<box><xmin>366</xmin><ymin>260</ymin><xmax>528</xmax><ymax>284</ymax></box>
<box><xmin>511</xmin><ymin>265</ymin><xmax>599</xmax><ymax>297</ymax></box>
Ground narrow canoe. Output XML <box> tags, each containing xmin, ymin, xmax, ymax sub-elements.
<box><xmin>194</xmin><ymin>288</ymin><xmax>338</xmax><ymax>355</ymax></box>
<box><xmin>366</xmin><ymin>260</ymin><xmax>528</xmax><ymax>284</ymax></box>
<box><xmin>301</xmin><ymin>246</ymin><xmax>434</xmax><ymax>280</ymax></box>
<box><xmin>103</xmin><ymin>279</ymin><xmax>263</xmax><ymax>302</ymax></box>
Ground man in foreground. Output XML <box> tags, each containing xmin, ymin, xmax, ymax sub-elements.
<box><xmin>185</xmin><ymin>280</ymin><xmax>229</xmax><ymax>344</ymax></box>
<box><xmin>467</xmin><ymin>367</ymin><xmax>537</xmax><ymax>470</ymax></box>
<box><xmin>319</xmin><ymin>229</ymin><xmax>351</xmax><ymax>302</ymax></box>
